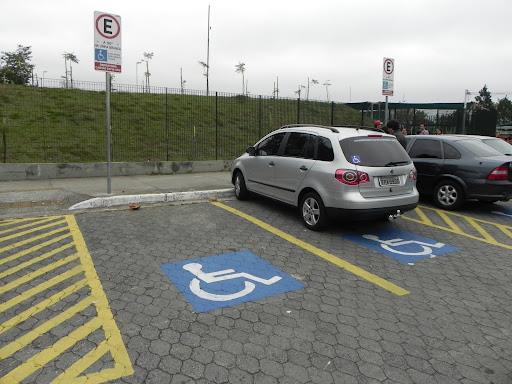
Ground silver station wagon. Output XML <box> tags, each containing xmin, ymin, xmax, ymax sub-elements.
<box><xmin>232</xmin><ymin>125</ymin><xmax>419</xmax><ymax>230</ymax></box>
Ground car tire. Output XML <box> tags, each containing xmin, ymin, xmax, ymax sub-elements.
<box><xmin>434</xmin><ymin>180</ymin><xmax>464</xmax><ymax>210</ymax></box>
<box><xmin>300</xmin><ymin>192</ymin><xmax>328</xmax><ymax>230</ymax></box>
<box><xmin>234</xmin><ymin>171</ymin><xmax>250</xmax><ymax>200</ymax></box>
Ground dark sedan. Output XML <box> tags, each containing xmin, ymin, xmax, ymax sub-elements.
<box><xmin>405</xmin><ymin>135</ymin><xmax>512</xmax><ymax>209</ymax></box>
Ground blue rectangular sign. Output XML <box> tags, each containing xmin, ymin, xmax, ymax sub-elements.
<box><xmin>161</xmin><ymin>251</ymin><xmax>304</xmax><ymax>312</ymax></box>
<box><xmin>343</xmin><ymin>228</ymin><xmax>457</xmax><ymax>265</ymax></box>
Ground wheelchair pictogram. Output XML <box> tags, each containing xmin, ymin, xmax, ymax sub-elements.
<box><xmin>161</xmin><ymin>251</ymin><xmax>304</xmax><ymax>312</ymax></box>
<box><xmin>362</xmin><ymin>234</ymin><xmax>445</xmax><ymax>257</ymax></box>
<box><xmin>183</xmin><ymin>262</ymin><xmax>281</xmax><ymax>301</ymax></box>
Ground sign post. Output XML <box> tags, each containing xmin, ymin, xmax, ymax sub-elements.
<box><xmin>94</xmin><ymin>11</ymin><xmax>122</xmax><ymax>194</ymax></box>
<box><xmin>382</xmin><ymin>57</ymin><xmax>394</xmax><ymax>124</ymax></box>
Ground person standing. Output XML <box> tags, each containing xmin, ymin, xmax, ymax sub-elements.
<box><xmin>386</xmin><ymin>120</ymin><xmax>407</xmax><ymax>149</ymax></box>
<box><xmin>419</xmin><ymin>124</ymin><xmax>429</xmax><ymax>135</ymax></box>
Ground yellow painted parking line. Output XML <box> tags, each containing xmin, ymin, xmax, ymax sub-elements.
<box><xmin>414</xmin><ymin>207</ymin><xmax>433</xmax><ymax>226</ymax></box>
<box><xmin>0</xmin><ymin>219</ymin><xmax>66</xmax><ymax>244</ymax></box>
<box><xmin>0</xmin><ymin>265</ymin><xmax>84</xmax><ymax>314</ymax></box>
<box><xmin>0</xmin><ymin>296</ymin><xmax>94</xmax><ymax>360</ymax></box>
<box><xmin>0</xmin><ymin>279</ymin><xmax>88</xmax><ymax>336</ymax></box>
<box><xmin>0</xmin><ymin>317</ymin><xmax>102</xmax><ymax>384</ymax></box>
<box><xmin>51</xmin><ymin>340</ymin><xmax>110</xmax><ymax>384</ymax></box>
<box><xmin>0</xmin><ymin>217</ymin><xmax>58</xmax><ymax>236</ymax></box>
<box><xmin>211</xmin><ymin>201</ymin><xmax>409</xmax><ymax>296</ymax></box>
<box><xmin>0</xmin><ymin>233</ymin><xmax>71</xmax><ymax>267</ymax></box>
<box><xmin>403</xmin><ymin>205</ymin><xmax>512</xmax><ymax>251</ymax></box>
<box><xmin>0</xmin><ymin>242</ymin><xmax>74</xmax><ymax>280</ymax></box>
<box><xmin>0</xmin><ymin>226</ymin><xmax>68</xmax><ymax>254</ymax></box>
<box><xmin>0</xmin><ymin>216</ymin><xmax>59</xmax><ymax>227</ymax></box>
<box><xmin>463</xmin><ymin>217</ymin><xmax>497</xmax><ymax>243</ymax></box>
<box><xmin>0</xmin><ymin>253</ymin><xmax>79</xmax><ymax>295</ymax></box>
<box><xmin>0</xmin><ymin>214</ymin><xmax>134</xmax><ymax>384</ymax></box>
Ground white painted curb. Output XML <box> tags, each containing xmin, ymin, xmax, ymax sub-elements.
<box><xmin>69</xmin><ymin>188</ymin><xmax>234</xmax><ymax>210</ymax></box>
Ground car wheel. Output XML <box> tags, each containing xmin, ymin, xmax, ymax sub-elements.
<box><xmin>300</xmin><ymin>192</ymin><xmax>328</xmax><ymax>230</ymax></box>
<box><xmin>234</xmin><ymin>171</ymin><xmax>250</xmax><ymax>200</ymax></box>
<box><xmin>434</xmin><ymin>180</ymin><xmax>464</xmax><ymax>210</ymax></box>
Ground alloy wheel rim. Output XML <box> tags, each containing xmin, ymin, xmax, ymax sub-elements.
<box><xmin>303</xmin><ymin>197</ymin><xmax>320</xmax><ymax>226</ymax></box>
<box><xmin>437</xmin><ymin>185</ymin><xmax>457</xmax><ymax>206</ymax></box>
<box><xmin>235</xmin><ymin>176</ymin><xmax>241</xmax><ymax>196</ymax></box>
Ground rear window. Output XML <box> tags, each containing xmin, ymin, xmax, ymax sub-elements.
<box><xmin>482</xmin><ymin>138</ymin><xmax>512</xmax><ymax>155</ymax></box>
<box><xmin>459</xmin><ymin>140</ymin><xmax>501</xmax><ymax>157</ymax></box>
<box><xmin>339</xmin><ymin>137</ymin><xmax>411</xmax><ymax>167</ymax></box>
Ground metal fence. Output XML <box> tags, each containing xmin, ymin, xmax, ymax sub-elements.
<box><xmin>0</xmin><ymin>79</ymin><xmax>364</xmax><ymax>163</ymax></box>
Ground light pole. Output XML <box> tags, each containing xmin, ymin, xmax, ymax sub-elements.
<box><xmin>143</xmin><ymin>52</ymin><xmax>154</xmax><ymax>93</ymax></box>
<box><xmin>42</xmin><ymin>71</ymin><xmax>47</xmax><ymax>87</ymax></box>
<box><xmin>136</xmin><ymin>61</ymin><xmax>142</xmax><ymax>90</ymax></box>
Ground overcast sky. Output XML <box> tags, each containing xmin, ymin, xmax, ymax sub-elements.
<box><xmin>2</xmin><ymin>0</ymin><xmax>511</xmax><ymax>102</ymax></box>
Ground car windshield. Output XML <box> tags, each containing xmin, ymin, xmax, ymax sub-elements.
<box><xmin>482</xmin><ymin>138</ymin><xmax>512</xmax><ymax>155</ymax></box>
<box><xmin>458</xmin><ymin>140</ymin><xmax>502</xmax><ymax>157</ymax></box>
<box><xmin>339</xmin><ymin>137</ymin><xmax>411</xmax><ymax>167</ymax></box>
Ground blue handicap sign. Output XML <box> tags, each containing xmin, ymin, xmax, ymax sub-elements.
<box><xmin>161</xmin><ymin>251</ymin><xmax>304</xmax><ymax>312</ymax></box>
<box><xmin>343</xmin><ymin>228</ymin><xmax>457</xmax><ymax>265</ymax></box>
<box><xmin>95</xmin><ymin>49</ymin><xmax>108</xmax><ymax>62</ymax></box>
<box><xmin>351</xmin><ymin>154</ymin><xmax>361</xmax><ymax>164</ymax></box>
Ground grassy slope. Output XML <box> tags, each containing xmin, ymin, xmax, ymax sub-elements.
<box><xmin>0</xmin><ymin>84</ymin><xmax>364</xmax><ymax>163</ymax></box>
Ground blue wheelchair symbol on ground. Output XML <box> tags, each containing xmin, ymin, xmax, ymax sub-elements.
<box><xmin>343</xmin><ymin>229</ymin><xmax>457</xmax><ymax>265</ymax></box>
<box><xmin>161</xmin><ymin>251</ymin><xmax>304</xmax><ymax>312</ymax></box>
<box><xmin>95</xmin><ymin>49</ymin><xmax>107</xmax><ymax>62</ymax></box>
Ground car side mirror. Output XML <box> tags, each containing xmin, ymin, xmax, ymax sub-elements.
<box><xmin>246</xmin><ymin>146</ymin><xmax>256</xmax><ymax>156</ymax></box>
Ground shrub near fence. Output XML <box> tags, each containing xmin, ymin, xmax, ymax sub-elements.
<box><xmin>0</xmin><ymin>80</ymin><xmax>365</xmax><ymax>163</ymax></box>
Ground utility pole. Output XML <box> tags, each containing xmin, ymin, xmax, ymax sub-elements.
<box><xmin>462</xmin><ymin>89</ymin><xmax>469</xmax><ymax>134</ymax></box>
<box><xmin>276</xmin><ymin>76</ymin><xmax>279</xmax><ymax>98</ymax></box>
<box><xmin>180</xmin><ymin>67</ymin><xmax>185</xmax><ymax>94</ymax></box>
<box><xmin>206</xmin><ymin>4</ymin><xmax>211</xmax><ymax>96</ymax></box>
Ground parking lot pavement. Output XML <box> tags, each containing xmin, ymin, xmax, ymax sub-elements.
<box><xmin>1</xmin><ymin>199</ymin><xmax>512</xmax><ymax>384</ymax></box>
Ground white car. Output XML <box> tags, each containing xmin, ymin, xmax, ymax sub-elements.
<box><xmin>232</xmin><ymin>125</ymin><xmax>419</xmax><ymax>230</ymax></box>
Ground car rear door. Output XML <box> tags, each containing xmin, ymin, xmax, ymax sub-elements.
<box><xmin>339</xmin><ymin>135</ymin><xmax>415</xmax><ymax>198</ymax></box>
<box><xmin>272</xmin><ymin>132</ymin><xmax>317</xmax><ymax>204</ymax></box>
<box><xmin>407</xmin><ymin>138</ymin><xmax>444</xmax><ymax>194</ymax></box>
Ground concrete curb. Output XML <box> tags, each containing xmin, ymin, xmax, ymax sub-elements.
<box><xmin>69</xmin><ymin>188</ymin><xmax>234</xmax><ymax>210</ymax></box>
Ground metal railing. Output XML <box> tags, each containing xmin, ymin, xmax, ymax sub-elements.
<box><xmin>0</xmin><ymin>79</ymin><xmax>365</xmax><ymax>163</ymax></box>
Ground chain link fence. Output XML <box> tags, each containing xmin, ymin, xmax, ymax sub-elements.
<box><xmin>0</xmin><ymin>80</ymin><xmax>365</xmax><ymax>163</ymax></box>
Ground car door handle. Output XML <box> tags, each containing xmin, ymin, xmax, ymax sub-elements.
<box><xmin>268</xmin><ymin>161</ymin><xmax>275</xmax><ymax>166</ymax></box>
<box><xmin>299</xmin><ymin>165</ymin><xmax>308</xmax><ymax>171</ymax></box>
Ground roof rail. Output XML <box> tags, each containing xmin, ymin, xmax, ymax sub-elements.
<box><xmin>280</xmin><ymin>124</ymin><xmax>339</xmax><ymax>133</ymax></box>
<box><xmin>333</xmin><ymin>125</ymin><xmax>385</xmax><ymax>133</ymax></box>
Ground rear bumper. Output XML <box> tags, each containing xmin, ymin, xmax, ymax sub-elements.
<box><xmin>326</xmin><ymin>203</ymin><xmax>418</xmax><ymax>221</ymax></box>
<box><xmin>465</xmin><ymin>180</ymin><xmax>512</xmax><ymax>201</ymax></box>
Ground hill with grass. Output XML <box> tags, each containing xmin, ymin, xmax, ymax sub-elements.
<box><xmin>0</xmin><ymin>84</ymin><xmax>364</xmax><ymax>163</ymax></box>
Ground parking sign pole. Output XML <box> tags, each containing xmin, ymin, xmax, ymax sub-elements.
<box><xmin>384</xmin><ymin>96</ymin><xmax>389</xmax><ymax>125</ymax></box>
<box><xmin>105</xmin><ymin>72</ymin><xmax>112</xmax><ymax>194</ymax></box>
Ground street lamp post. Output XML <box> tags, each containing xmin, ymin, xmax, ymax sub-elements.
<box><xmin>42</xmin><ymin>71</ymin><xmax>47</xmax><ymax>88</ymax></box>
<box><xmin>136</xmin><ymin>61</ymin><xmax>142</xmax><ymax>91</ymax></box>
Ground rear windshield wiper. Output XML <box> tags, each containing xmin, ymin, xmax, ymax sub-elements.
<box><xmin>384</xmin><ymin>161</ymin><xmax>409</xmax><ymax>167</ymax></box>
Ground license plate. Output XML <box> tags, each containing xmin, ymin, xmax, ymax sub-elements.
<box><xmin>379</xmin><ymin>175</ymin><xmax>400</xmax><ymax>186</ymax></box>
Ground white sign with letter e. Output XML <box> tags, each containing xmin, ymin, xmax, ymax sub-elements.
<box><xmin>94</xmin><ymin>11</ymin><xmax>122</xmax><ymax>73</ymax></box>
<box><xmin>382</xmin><ymin>57</ymin><xmax>394</xmax><ymax>96</ymax></box>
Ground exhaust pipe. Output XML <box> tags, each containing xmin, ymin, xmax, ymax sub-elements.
<box><xmin>388</xmin><ymin>209</ymin><xmax>402</xmax><ymax>221</ymax></box>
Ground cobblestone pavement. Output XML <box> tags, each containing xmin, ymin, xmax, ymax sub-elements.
<box><xmin>1</xmin><ymin>198</ymin><xmax>512</xmax><ymax>383</ymax></box>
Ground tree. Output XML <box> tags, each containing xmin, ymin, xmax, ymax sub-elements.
<box><xmin>235</xmin><ymin>62</ymin><xmax>246</xmax><ymax>95</ymax></box>
<box><xmin>474</xmin><ymin>84</ymin><xmax>495</xmax><ymax>111</ymax></box>
<box><xmin>142</xmin><ymin>52</ymin><xmax>154</xmax><ymax>92</ymax></box>
<box><xmin>306</xmin><ymin>78</ymin><xmax>318</xmax><ymax>100</ymax></box>
<box><xmin>497</xmin><ymin>96</ymin><xmax>512</xmax><ymax>124</ymax></box>
<box><xmin>63</xmin><ymin>52</ymin><xmax>79</xmax><ymax>88</ymax></box>
<box><xmin>0</xmin><ymin>45</ymin><xmax>34</xmax><ymax>85</ymax></box>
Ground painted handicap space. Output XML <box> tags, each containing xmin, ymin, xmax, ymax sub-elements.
<box><xmin>161</xmin><ymin>250</ymin><xmax>304</xmax><ymax>312</ymax></box>
<box><xmin>343</xmin><ymin>228</ymin><xmax>457</xmax><ymax>265</ymax></box>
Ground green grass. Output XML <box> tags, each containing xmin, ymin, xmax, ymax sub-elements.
<box><xmin>0</xmin><ymin>84</ymin><xmax>365</xmax><ymax>163</ymax></box>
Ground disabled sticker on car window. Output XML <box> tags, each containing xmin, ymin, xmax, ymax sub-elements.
<box><xmin>351</xmin><ymin>155</ymin><xmax>361</xmax><ymax>164</ymax></box>
<box><xmin>161</xmin><ymin>251</ymin><xmax>304</xmax><ymax>312</ymax></box>
<box><xmin>343</xmin><ymin>229</ymin><xmax>457</xmax><ymax>265</ymax></box>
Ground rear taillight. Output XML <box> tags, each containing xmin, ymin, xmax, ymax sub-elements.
<box><xmin>487</xmin><ymin>164</ymin><xmax>509</xmax><ymax>181</ymax></box>
<box><xmin>409</xmin><ymin>168</ymin><xmax>417</xmax><ymax>181</ymax></box>
<box><xmin>335</xmin><ymin>169</ymin><xmax>370</xmax><ymax>185</ymax></box>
